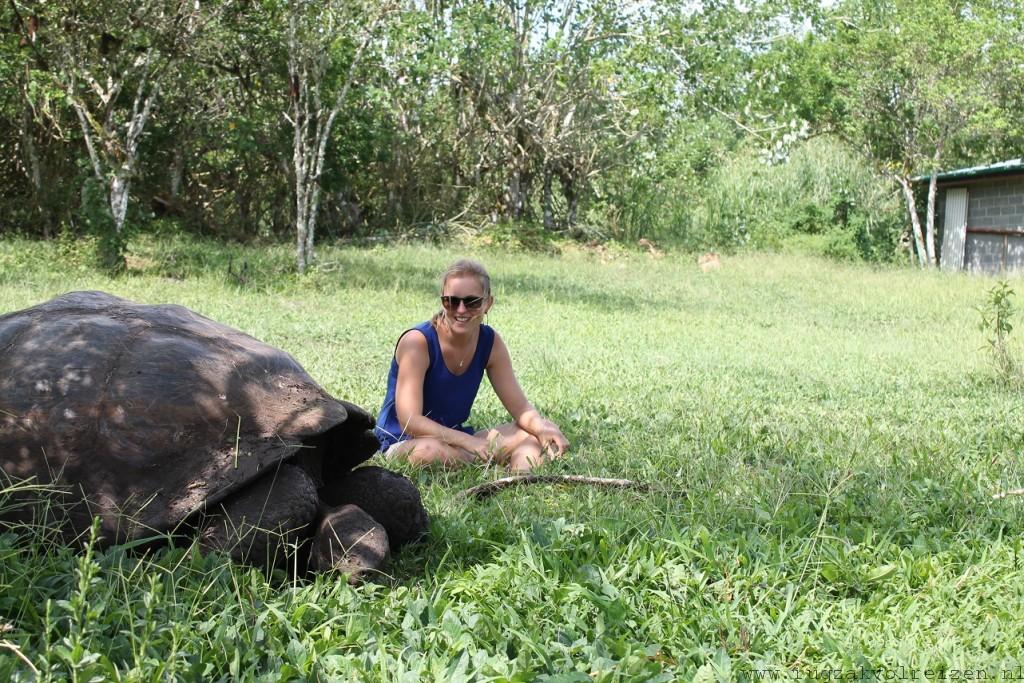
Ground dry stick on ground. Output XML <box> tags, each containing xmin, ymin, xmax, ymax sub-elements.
<box><xmin>992</xmin><ymin>487</ymin><xmax>1024</xmax><ymax>500</ymax></box>
<box><xmin>0</xmin><ymin>640</ymin><xmax>39</xmax><ymax>676</ymax></box>
<box><xmin>460</xmin><ymin>475</ymin><xmax>650</xmax><ymax>500</ymax></box>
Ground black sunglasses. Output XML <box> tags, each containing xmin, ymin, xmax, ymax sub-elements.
<box><xmin>441</xmin><ymin>295</ymin><xmax>485</xmax><ymax>310</ymax></box>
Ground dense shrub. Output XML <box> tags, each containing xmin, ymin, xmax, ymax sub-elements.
<box><xmin>626</xmin><ymin>136</ymin><xmax>905</xmax><ymax>261</ymax></box>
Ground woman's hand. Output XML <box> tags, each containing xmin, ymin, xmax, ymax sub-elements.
<box><xmin>465</xmin><ymin>435</ymin><xmax>506</xmax><ymax>464</ymax></box>
<box><xmin>535</xmin><ymin>422</ymin><xmax>569</xmax><ymax>459</ymax></box>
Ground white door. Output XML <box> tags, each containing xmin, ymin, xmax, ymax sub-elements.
<box><xmin>940</xmin><ymin>187</ymin><xmax>968</xmax><ymax>271</ymax></box>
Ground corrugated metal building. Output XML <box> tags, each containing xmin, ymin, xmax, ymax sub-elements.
<box><xmin>930</xmin><ymin>159</ymin><xmax>1024</xmax><ymax>274</ymax></box>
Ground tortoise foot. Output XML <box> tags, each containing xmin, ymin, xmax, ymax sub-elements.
<box><xmin>309</xmin><ymin>504</ymin><xmax>389</xmax><ymax>582</ymax></box>
<box><xmin>319</xmin><ymin>466</ymin><xmax>429</xmax><ymax>551</ymax></box>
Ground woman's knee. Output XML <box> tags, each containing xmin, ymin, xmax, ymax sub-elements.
<box><xmin>507</xmin><ymin>434</ymin><xmax>548</xmax><ymax>472</ymax></box>
<box><xmin>508</xmin><ymin>447</ymin><xmax>548</xmax><ymax>472</ymax></box>
<box><xmin>402</xmin><ymin>440</ymin><xmax>444</xmax><ymax>465</ymax></box>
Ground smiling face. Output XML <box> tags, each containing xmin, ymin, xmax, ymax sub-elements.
<box><xmin>441</xmin><ymin>274</ymin><xmax>492</xmax><ymax>332</ymax></box>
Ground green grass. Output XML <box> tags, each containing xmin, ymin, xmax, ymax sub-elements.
<box><xmin>2</xmin><ymin>235</ymin><xmax>1024</xmax><ymax>681</ymax></box>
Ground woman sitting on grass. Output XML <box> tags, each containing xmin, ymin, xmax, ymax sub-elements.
<box><xmin>374</xmin><ymin>258</ymin><xmax>569</xmax><ymax>472</ymax></box>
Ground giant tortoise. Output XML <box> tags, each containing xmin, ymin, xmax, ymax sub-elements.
<box><xmin>0</xmin><ymin>291</ymin><xmax>427</xmax><ymax>578</ymax></box>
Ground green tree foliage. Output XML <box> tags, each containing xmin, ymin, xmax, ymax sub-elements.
<box><xmin>782</xmin><ymin>0</ymin><xmax>1023</xmax><ymax>267</ymax></box>
<box><xmin>385</xmin><ymin>0</ymin><xmax>661</xmax><ymax>232</ymax></box>
<box><xmin>1</xmin><ymin>3</ymin><xmax>81</xmax><ymax>238</ymax></box>
<box><xmin>0</xmin><ymin>0</ymin><xmax>1021</xmax><ymax>264</ymax></box>
<box><xmin>22</xmin><ymin>0</ymin><xmax>211</xmax><ymax>268</ymax></box>
<box><xmin>140</xmin><ymin>1</ymin><xmax>290</xmax><ymax>240</ymax></box>
<box><xmin>285</xmin><ymin>0</ymin><xmax>393</xmax><ymax>273</ymax></box>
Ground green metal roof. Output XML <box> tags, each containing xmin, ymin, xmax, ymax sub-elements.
<box><xmin>917</xmin><ymin>158</ymin><xmax>1024</xmax><ymax>183</ymax></box>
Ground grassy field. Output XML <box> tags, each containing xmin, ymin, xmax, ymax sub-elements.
<box><xmin>2</xmin><ymin>235</ymin><xmax>1023</xmax><ymax>681</ymax></box>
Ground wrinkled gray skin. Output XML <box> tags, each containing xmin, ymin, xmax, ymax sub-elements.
<box><xmin>309</xmin><ymin>505</ymin><xmax>391</xmax><ymax>583</ymax></box>
<box><xmin>320</xmin><ymin>466</ymin><xmax>430</xmax><ymax>551</ymax></box>
<box><xmin>0</xmin><ymin>291</ymin><xmax>428</xmax><ymax>576</ymax></box>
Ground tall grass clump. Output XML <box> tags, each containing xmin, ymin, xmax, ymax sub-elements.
<box><xmin>588</xmin><ymin>117</ymin><xmax>735</xmax><ymax>246</ymax></box>
<box><xmin>635</xmin><ymin>136</ymin><xmax>905</xmax><ymax>259</ymax></box>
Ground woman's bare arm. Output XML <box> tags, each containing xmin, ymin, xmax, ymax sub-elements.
<box><xmin>486</xmin><ymin>333</ymin><xmax>570</xmax><ymax>456</ymax></box>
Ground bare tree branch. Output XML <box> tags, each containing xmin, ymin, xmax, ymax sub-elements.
<box><xmin>460</xmin><ymin>475</ymin><xmax>650</xmax><ymax>500</ymax></box>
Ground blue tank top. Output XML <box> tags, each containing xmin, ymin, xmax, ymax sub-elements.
<box><xmin>375</xmin><ymin>321</ymin><xmax>495</xmax><ymax>450</ymax></box>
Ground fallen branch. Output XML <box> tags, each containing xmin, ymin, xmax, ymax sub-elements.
<box><xmin>992</xmin><ymin>487</ymin><xmax>1024</xmax><ymax>500</ymax></box>
<box><xmin>460</xmin><ymin>475</ymin><xmax>649</xmax><ymax>500</ymax></box>
<box><xmin>0</xmin><ymin>640</ymin><xmax>39</xmax><ymax>676</ymax></box>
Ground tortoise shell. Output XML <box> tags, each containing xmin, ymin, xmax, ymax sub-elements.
<box><xmin>0</xmin><ymin>291</ymin><xmax>377</xmax><ymax>542</ymax></box>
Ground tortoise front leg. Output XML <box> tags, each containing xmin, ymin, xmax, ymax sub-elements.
<box><xmin>318</xmin><ymin>466</ymin><xmax>429</xmax><ymax>551</ymax></box>
<box><xmin>198</xmin><ymin>463</ymin><xmax>318</xmax><ymax>571</ymax></box>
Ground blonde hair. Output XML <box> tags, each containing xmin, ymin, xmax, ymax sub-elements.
<box><xmin>431</xmin><ymin>258</ymin><xmax>491</xmax><ymax>327</ymax></box>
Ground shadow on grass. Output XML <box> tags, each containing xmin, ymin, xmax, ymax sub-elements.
<box><xmin>329</xmin><ymin>253</ymin><xmax>682</xmax><ymax>314</ymax></box>
<box><xmin>126</xmin><ymin>237</ymin><xmax>682</xmax><ymax>315</ymax></box>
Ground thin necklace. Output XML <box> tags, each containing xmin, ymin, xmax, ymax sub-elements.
<box><xmin>445</xmin><ymin>321</ymin><xmax>477</xmax><ymax>369</ymax></box>
<box><xmin>457</xmin><ymin>334</ymin><xmax>476</xmax><ymax>368</ymax></box>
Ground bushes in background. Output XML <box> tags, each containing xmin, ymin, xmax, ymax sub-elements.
<box><xmin>625</xmin><ymin>136</ymin><xmax>905</xmax><ymax>262</ymax></box>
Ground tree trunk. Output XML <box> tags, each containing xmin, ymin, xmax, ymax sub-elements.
<box><xmin>295</xmin><ymin>183</ymin><xmax>309</xmax><ymax>274</ymax></box>
<box><xmin>507</xmin><ymin>170</ymin><xmax>523</xmax><ymax>219</ymax></box>
<box><xmin>110</xmin><ymin>170</ymin><xmax>131</xmax><ymax>234</ymax></box>
<box><xmin>170</xmin><ymin>147</ymin><xmax>185</xmax><ymax>200</ymax></box>
<box><xmin>521</xmin><ymin>169</ymin><xmax>533</xmax><ymax>219</ymax></box>
<box><xmin>560</xmin><ymin>171</ymin><xmax>578</xmax><ymax>230</ymax></box>
<box><xmin>291</xmin><ymin>63</ymin><xmax>310</xmax><ymax>273</ymax></box>
<box><xmin>294</xmin><ymin>119</ymin><xmax>309</xmax><ymax>272</ymax></box>
<box><xmin>925</xmin><ymin>170</ymin><xmax>939</xmax><ymax>267</ymax></box>
<box><xmin>305</xmin><ymin>181</ymin><xmax>321</xmax><ymax>261</ymax></box>
<box><xmin>71</xmin><ymin>99</ymin><xmax>104</xmax><ymax>184</ymax></box>
<box><xmin>296</xmin><ymin>222</ymin><xmax>308</xmax><ymax>272</ymax></box>
<box><xmin>895</xmin><ymin>175</ymin><xmax>928</xmax><ymax>268</ymax></box>
<box><xmin>287</xmin><ymin>2</ymin><xmax>384</xmax><ymax>274</ymax></box>
<box><xmin>19</xmin><ymin>103</ymin><xmax>46</xmax><ymax>237</ymax></box>
<box><xmin>923</xmin><ymin>145</ymin><xmax>943</xmax><ymax>267</ymax></box>
<box><xmin>542</xmin><ymin>169</ymin><xmax>554</xmax><ymax>230</ymax></box>
<box><xmin>19</xmin><ymin>108</ymin><xmax>41</xmax><ymax>196</ymax></box>
<box><xmin>294</xmin><ymin>108</ymin><xmax>335</xmax><ymax>271</ymax></box>
<box><xmin>66</xmin><ymin>56</ymin><xmax>158</xmax><ymax>271</ymax></box>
